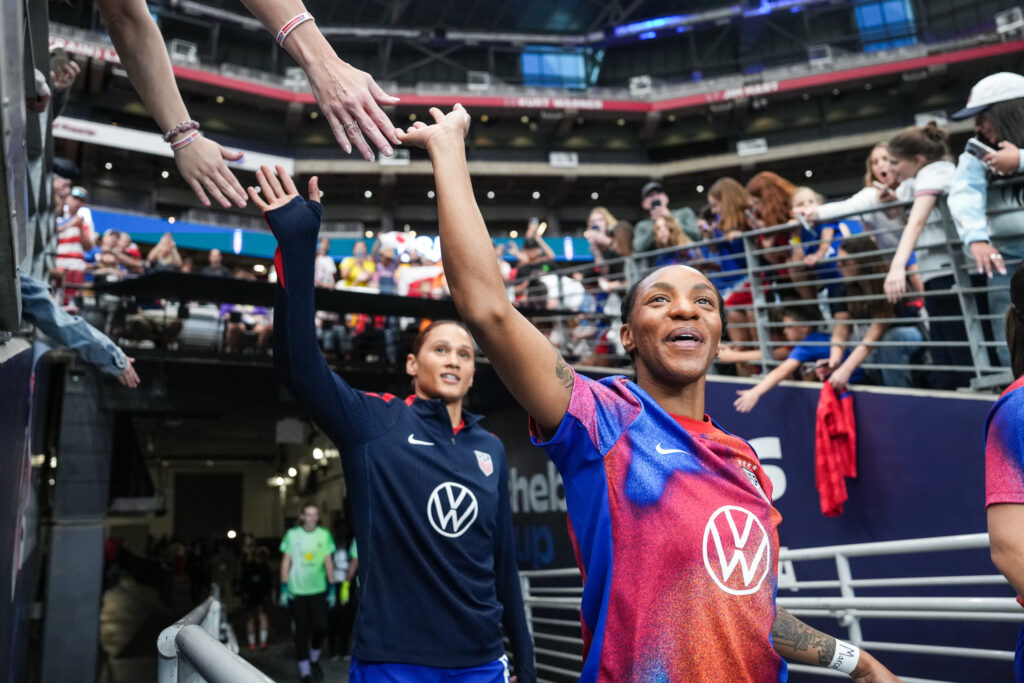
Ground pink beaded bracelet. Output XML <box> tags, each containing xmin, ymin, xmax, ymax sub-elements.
<box><xmin>162</xmin><ymin>119</ymin><xmax>199</xmax><ymax>143</ymax></box>
<box><xmin>170</xmin><ymin>130</ymin><xmax>202</xmax><ymax>152</ymax></box>
<box><xmin>276</xmin><ymin>12</ymin><xmax>314</xmax><ymax>46</ymax></box>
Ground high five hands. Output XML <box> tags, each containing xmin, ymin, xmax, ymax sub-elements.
<box><xmin>395</xmin><ymin>104</ymin><xmax>471</xmax><ymax>150</ymax></box>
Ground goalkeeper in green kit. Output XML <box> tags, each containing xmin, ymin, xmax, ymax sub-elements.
<box><xmin>280</xmin><ymin>502</ymin><xmax>336</xmax><ymax>682</ymax></box>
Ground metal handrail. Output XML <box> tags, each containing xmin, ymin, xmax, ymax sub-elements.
<box><xmin>157</xmin><ymin>584</ymin><xmax>271</xmax><ymax>683</ymax></box>
<box><xmin>517</xmin><ymin>533</ymin><xmax>1022</xmax><ymax>681</ymax></box>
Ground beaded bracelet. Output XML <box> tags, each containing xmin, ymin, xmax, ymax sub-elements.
<box><xmin>276</xmin><ymin>12</ymin><xmax>314</xmax><ymax>46</ymax></box>
<box><xmin>170</xmin><ymin>130</ymin><xmax>202</xmax><ymax>152</ymax></box>
<box><xmin>162</xmin><ymin>120</ymin><xmax>200</xmax><ymax>143</ymax></box>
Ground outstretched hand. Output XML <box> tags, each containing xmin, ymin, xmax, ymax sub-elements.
<box><xmin>307</xmin><ymin>58</ymin><xmax>401</xmax><ymax>161</ymax></box>
<box><xmin>247</xmin><ymin>164</ymin><xmax>320</xmax><ymax>213</ymax></box>
<box><xmin>395</xmin><ymin>104</ymin><xmax>471</xmax><ymax>150</ymax></box>
<box><xmin>174</xmin><ymin>136</ymin><xmax>247</xmax><ymax>209</ymax></box>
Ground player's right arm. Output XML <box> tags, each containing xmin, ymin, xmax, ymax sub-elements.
<box><xmin>251</xmin><ymin>166</ymin><xmax>396</xmax><ymax>448</ymax></box>
<box><xmin>397</xmin><ymin>106</ymin><xmax>572</xmax><ymax>435</ymax></box>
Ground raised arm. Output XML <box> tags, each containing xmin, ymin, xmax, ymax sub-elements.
<box><xmin>94</xmin><ymin>0</ymin><xmax>247</xmax><ymax>208</ymax></box>
<box><xmin>248</xmin><ymin>164</ymin><xmax>396</xmax><ymax>448</ymax></box>
<box><xmin>397</xmin><ymin>106</ymin><xmax>572</xmax><ymax>434</ymax></box>
<box><xmin>238</xmin><ymin>0</ymin><xmax>399</xmax><ymax>161</ymax></box>
<box><xmin>883</xmin><ymin>195</ymin><xmax>936</xmax><ymax>303</ymax></box>
<box><xmin>733</xmin><ymin>358</ymin><xmax>801</xmax><ymax>413</ymax></box>
<box><xmin>772</xmin><ymin>607</ymin><xmax>897</xmax><ymax>681</ymax></box>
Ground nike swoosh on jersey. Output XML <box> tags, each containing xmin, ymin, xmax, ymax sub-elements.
<box><xmin>655</xmin><ymin>443</ymin><xmax>686</xmax><ymax>454</ymax></box>
<box><xmin>408</xmin><ymin>434</ymin><xmax>435</xmax><ymax>446</ymax></box>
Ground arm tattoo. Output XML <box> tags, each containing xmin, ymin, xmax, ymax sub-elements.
<box><xmin>554</xmin><ymin>355</ymin><xmax>574</xmax><ymax>394</ymax></box>
<box><xmin>771</xmin><ymin>607</ymin><xmax>836</xmax><ymax>667</ymax></box>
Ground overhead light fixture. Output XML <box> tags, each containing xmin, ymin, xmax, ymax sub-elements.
<box><xmin>591</xmin><ymin>192</ymin><xmax>599</xmax><ymax>200</ymax></box>
<box><xmin>696</xmin><ymin>184</ymin><xmax>705</xmax><ymax>193</ymax></box>
<box><xmin>805</xmin><ymin>170</ymin><xmax>813</xmax><ymax>177</ymax></box>
<box><xmin>313</xmin><ymin>447</ymin><xmax>324</xmax><ymax>460</ymax></box>
<box><xmin>520</xmin><ymin>115</ymin><xmax>529</xmax><ymax>124</ymax></box>
<box><xmin>509</xmin><ymin>230</ymin><xmax>519</xmax><ymax>238</ymax></box>
<box><xmin>486</xmin><ymin>191</ymin><xmax>495</xmax><ymax>199</ymax></box>
<box><xmin>364</xmin><ymin>190</ymin><xmax>373</xmax><ymax>199</ymax></box>
<box><xmin>168</xmin><ymin>217</ymin><xmax>176</xmax><ymax>224</ymax></box>
<box><xmin>616</xmin><ymin>118</ymin><xmax>626</xmax><ymax>126</ymax></box>
<box><xmin>480</xmin><ymin>114</ymin><xmax>490</xmax><ymax>123</ymax></box>
<box><xmin>253</xmin><ymin>263</ymin><xmax>266</xmax><ymax>274</ymax></box>
<box><xmin>364</xmin><ymin>230</ymin><xmax>374</xmax><ymax>239</ymax></box>
<box><xmin>310</xmin><ymin>111</ymin><xmax>319</xmax><ymax>119</ymax></box>
<box><xmin>427</xmin><ymin>190</ymin><xmax>436</xmax><ymax>199</ymax></box>
<box><xmin>532</xmin><ymin>191</ymin><xmax>541</xmax><ymax>199</ymax></box>
<box><xmin>667</xmin><ymin>114</ymin><xmax>677</xmax><ymax>122</ymax></box>
<box><xmin>161</xmin><ymin>171</ymin><xmax>170</xmax><ymax>179</ymax></box>
<box><xmin>215</xmin><ymin>95</ymin><xmax>225</xmax><ymax>104</ymax></box>
<box><xmin>287</xmin><ymin>467</ymin><xmax>297</xmax><ymax>477</ymax></box>
<box><xmin>226</xmin><ymin>530</ymin><xmax>237</xmax><ymax>539</ymax></box>
<box><xmin>104</xmin><ymin>162</ymin><xmax>112</xmax><ymax>170</ymax></box>
<box><xmin>409</xmin><ymin>113</ymin><xmax>417</xmax><ymax>121</ymax></box>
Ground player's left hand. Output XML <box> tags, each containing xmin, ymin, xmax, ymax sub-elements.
<box><xmin>850</xmin><ymin>649</ymin><xmax>901</xmax><ymax>682</ymax></box>
<box><xmin>248</xmin><ymin>164</ymin><xmax>320</xmax><ymax>213</ymax></box>
<box><xmin>983</xmin><ymin>141</ymin><xmax>1021</xmax><ymax>176</ymax></box>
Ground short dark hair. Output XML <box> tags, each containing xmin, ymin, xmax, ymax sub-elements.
<box><xmin>620</xmin><ymin>267</ymin><xmax>728</xmax><ymax>359</ymax></box>
<box><xmin>780</xmin><ymin>306</ymin><xmax>819</xmax><ymax>324</ymax></box>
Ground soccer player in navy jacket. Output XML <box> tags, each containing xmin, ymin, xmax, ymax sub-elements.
<box><xmin>248</xmin><ymin>165</ymin><xmax>535</xmax><ymax>683</ymax></box>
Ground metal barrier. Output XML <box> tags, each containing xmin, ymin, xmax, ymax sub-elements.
<box><xmin>513</xmin><ymin>188</ymin><xmax>1022</xmax><ymax>393</ymax></box>
<box><xmin>157</xmin><ymin>583</ymin><xmax>272</xmax><ymax>683</ymax></box>
<box><xmin>517</xmin><ymin>533</ymin><xmax>1021</xmax><ymax>683</ymax></box>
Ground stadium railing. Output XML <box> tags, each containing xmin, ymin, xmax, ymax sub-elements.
<box><xmin>514</xmin><ymin>533</ymin><xmax>1018</xmax><ymax>683</ymax></box>
<box><xmin>519</xmin><ymin>189</ymin><xmax>1018</xmax><ymax>393</ymax></box>
<box><xmin>156</xmin><ymin>583</ymin><xmax>272</xmax><ymax>683</ymax></box>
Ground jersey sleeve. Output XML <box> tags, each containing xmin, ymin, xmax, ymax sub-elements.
<box><xmin>986</xmin><ymin>389</ymin><xmax>1024</xmax><ymax>506</ymax></box>
<box><xmin>529</xmin><ymin>372</ymin><xmax>641</xmax><ymax>475</ymax></box>
<box><xmin>268</xmin><ymin>197</ymin><xmax>401</xmax><ymax>449</ymax></box>
<box><xmin>326</xmin><ymin>530</ymin><xmax>337</xmax><ymax>555</ymax></box>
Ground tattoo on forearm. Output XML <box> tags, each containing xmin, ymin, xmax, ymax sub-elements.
<box><xmin>555</xmin><ymin>355</ymin><xmax>574</xmax><ymax>394</ymax></box>
<box><xmin>771</xmin><ymin>607</ymin><xmax>836</xmax><ymax>667</ymax></box>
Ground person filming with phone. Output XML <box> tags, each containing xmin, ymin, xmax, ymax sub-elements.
<box><xmin>947</xmin><ymin>72</ymin><xmax>1024</xmax><ymax>367</ymax></box>
<box><xmin>634</xmin><ymin>180</ymin><xmax>701</xmax><ymax>253</ymax></box>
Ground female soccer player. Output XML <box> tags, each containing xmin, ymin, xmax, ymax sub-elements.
<box><xmin>398</xmin><ymin>104</ymin><xmax>897</xmax><ymax>682</ymax></box>
<box><xmin>248</xmin><ymin>166</ymin><xmax>534</xmax><ymax>683</ymax></box>
<box><xmin>986</xmin><ymin>260</ymin><xmax>1024</xmax><ymax>682</ymax></box>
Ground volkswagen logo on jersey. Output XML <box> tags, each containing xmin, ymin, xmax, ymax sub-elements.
<box><xmin>427</xmin><ymin>482</ymin><xmax>479</xmax><ymax>538</ymax></box>
<box><xmin>702</xmin><ymin>505</ymin><xmax>771</xmax><ymax>596</ymax></box>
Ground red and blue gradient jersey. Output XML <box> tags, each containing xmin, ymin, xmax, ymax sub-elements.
<box><xmin>985</xmin><ymin>376</ymin><xmax>1024</xmax><ymax>509</ymax></box>
<box><xmin>530</xmin><ymin>373</ymin><xmax>786</xmax><ymax>682</ymax></box>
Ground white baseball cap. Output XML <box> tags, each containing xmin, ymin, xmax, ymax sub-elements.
<box><xmin>952</xmin><ymin>71</ymin><xmax>1024</xmax><ymax>120</ymax></box>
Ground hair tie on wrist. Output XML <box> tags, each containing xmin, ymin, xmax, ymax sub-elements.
<box><xmin>163</xmin><ymin>120</ymin><xmax>200</xmax><ymax>143</ymax></box>
<box><xmin>277</xmin><ymin>12</ymin><xmax>315</xmax><ymax>46</ymax></box>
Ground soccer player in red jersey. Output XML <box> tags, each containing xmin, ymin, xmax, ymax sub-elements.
<box><xmin>399</xmin><ymin>105</ymin><xmax>899</xmax><ymax>683</ymax></box>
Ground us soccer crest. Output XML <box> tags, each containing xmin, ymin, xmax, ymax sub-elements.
<box><xmin>475</xmin><ymin>450</ymin><xmax>493</xmax><ymax>476</ymax></box>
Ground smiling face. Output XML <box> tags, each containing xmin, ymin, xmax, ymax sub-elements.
<box><xmin>300</xmin><ymin>505</ymin><xmax>319</xmax><ymax>531</ymax></box>
<box><xmin>406</xmin><ymin>322</ymin><xmax>476</xmax><ymax>403</ymax></box>
<box><xmin>620</xmin><ymin>266</ymin><xmax>723</xmax><ymax>388</ymax></box>
<box><xmin>790</xmin><ymin>188</ymin><xmax>820</xmax><ymax>217</ymax></box>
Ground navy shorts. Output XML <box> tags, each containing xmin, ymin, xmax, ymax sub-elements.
<box><xmin>350</xmin><ymin>654</ymin><xmax>510</xmax><ymax>683</ymax></box>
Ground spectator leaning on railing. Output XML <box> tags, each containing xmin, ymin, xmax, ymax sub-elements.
<box><xmin>947</xmin><ymin>71</ymin><xmax>1024</xmax><ymax>368</ymax></box>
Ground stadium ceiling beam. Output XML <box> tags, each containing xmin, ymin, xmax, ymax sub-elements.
<box><xmin>587</xmin><ymin>0</ymin><xmax>646</xmax><ymax>32</ymax></box>
<box><xmin>384</xmin><ymin>43</ymin><xmax>466</xmax><ymax>81</ymax></box>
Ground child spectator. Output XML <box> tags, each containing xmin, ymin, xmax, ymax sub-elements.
<box><xmin>948</xmin><ymin>72</ymin><xmax>1024</xmax><ymax>368</ymax></box>
<box><xmin>789</xmin><ymin>186</ymin><xmax>865</xmax><ymax>300</ymax></box>
<box><xmin>822</xmin><ymin>236</ymin><xmax>924</xmax><ymax>390</ymax></box>
<box><xmin>733</xmin><ymin>307</ymin><xmax>846</xmax><ymax>412</ymax></box>
<box><xmin>883</xmin><ymin>121</ymin><xmax>968</xmax><ymax>389</ymax></box>
<box><xmin>652</xmin><ymin>214</ymin><xmax>696</xmax><ymax>267</ymax></box>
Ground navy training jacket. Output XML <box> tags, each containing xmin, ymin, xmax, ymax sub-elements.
<box><xmin>269</xmin><ymin>196</ymin><xmax>535</xmax><ymax>681</ymax></box>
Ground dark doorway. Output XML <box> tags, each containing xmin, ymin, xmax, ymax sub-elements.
<box><xmin>173</xmin><ymin>473</ymin><xmax>242</xmax><ymax>540</ymax></box>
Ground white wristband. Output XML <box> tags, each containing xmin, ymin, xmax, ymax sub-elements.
<box><xmin>828</xmin><ymin>640</ymin><xmax>861</xmax><ymax>675</ymax></box>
